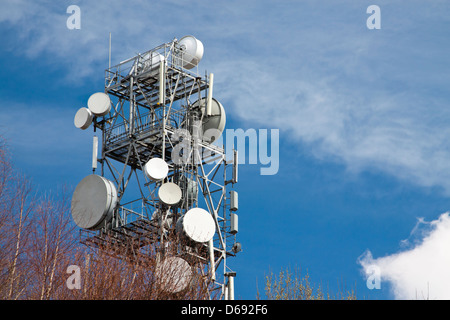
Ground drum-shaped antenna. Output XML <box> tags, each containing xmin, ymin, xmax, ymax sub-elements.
<box><xmin>176</xmin><ymin>35</ymin><xmax>204</xmax><ymax>69</ymax></box>
<box><xmin>192</xmin><ymin>97</ymin><xmax>226</xmax><ymax>143</ymax></box>
<box><xmin>180</xmin><ymin>175</ymin><xmax>198</xmax><ymax>206</ymax></box>
<box><xmin>144</xmin><ymin>158</ymin><xmax>169</xmax><ymax>181</ymax></box>
<box><xmin>87</xmin><ymin>92</ymin><xmax>111</xmax><ymax>116</ymax></box>
<box><xmin>71</xmin><ymin>174</ymin><xmax>117</xmax><ymax>230</ymax></box>
<box><xmin>74</xmin><ymin>107</ymin><xmax>93</xmax><ymax>130</ymax></box>
<box><xmin>155</xmin><ymin>257</ymin><xmax>192</xmax><ymax>293</ymax></box>
<box><xmin>158</xmin><ymin>182</ymin><xmax>182</xmax><ymax>206</ymax></box>
<box><xmin>177</xmin><ymin>207</ymin><xmax>216</xmax><ymax>243</ymax></box>
<box><xmin>134</xmin><ymin>51</ymin><xmax>164</xmax><ymax>76</ymax></box>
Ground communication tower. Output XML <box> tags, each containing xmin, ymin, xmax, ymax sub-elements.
<box><xmin>71</xmin><ymin>36</ymin><xmax>240</xmax><ymax>299</ymax></box>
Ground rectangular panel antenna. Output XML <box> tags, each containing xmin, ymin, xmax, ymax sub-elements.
<box><xmin>230</xmin><ymin>190</ymin><xmax>238</xmax><ymax>211</ymax></box>
<box><xmin>92</xmin><ymin>135</ymin><xmax>98</xmax><ymax>171</ymax></box>
<box><xmin>233</xmin><ymin>149</ymin><xmax>238</xmax><ymax>184</ymax></box>
<box><xmin>230</xmin><ymin>213</ymin><xmax>238</xmax><ymax>234</ymax></box>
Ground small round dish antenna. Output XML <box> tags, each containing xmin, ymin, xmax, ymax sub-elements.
<box><xmin>177</xmin><ymin>207</ymin><xmax>216</xmax><ymax>243</ymax></box>
<box><xmin>144</xmin><ymin>157</ymin><xmax>169</xmax><ymax>181</ymax></box>
<box><xmin>155</xmin><ymin>256</ymin><xmax>192</xmax><ymax>293</ymax></box>
<box><xmin>74</xmin><ymin>107</ymin><xmax>93</xmax><ymax>130</ymax></box>
<box><xmin>71</xmin><ymin>174</ymin><xmax>118</xmax><ymax>230</ymax></box>
<box><xmin>192</xmin><ymin>97</ymin><xmax>226</xmax><ymax>143</ymax></box>
<box><xmin>158</xmin><ymin>182</ymin><xmax>182</xmax><ymax>206</ymax></box>
<box><xmin>176</xmin><ymin>35</ymin><xmax>204</xmax><ymax>69</ymax></box>
<box><xmin>87</xmin><ymin>92</ymin><xmax>111</xmax><ymax>116</ymax></box>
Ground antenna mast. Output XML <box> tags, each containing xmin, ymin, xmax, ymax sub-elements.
<box><xmin>72</xmin><ymin>35</ymin><xmax>240</xmax><ymax>299</ymax></box>
<box><xmin>108</xmin><ymin>32</ymin><xmax>111</xmax><ymax>70</ymax></box>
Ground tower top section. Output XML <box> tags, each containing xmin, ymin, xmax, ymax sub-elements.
<box><xmin>106</xmin><ymin>35</ymin><xmax>204</xmax><ymax>89</ymax></box>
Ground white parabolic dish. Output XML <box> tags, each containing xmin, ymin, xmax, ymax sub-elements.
<box><xmin>74</xmin><ymin>107</ymin><xmax>93</xmax><ymax>130</ymax></box>
<box><xmin>193</xmin><ymin>97</ymin><xmax>226</xmax><ymax>143</ymax></box>
<box><xmin>155</xmin><ymin>257</ymin><xmax>192</xmax><ymax>294</ymax></box>
<box><xmin>144</xmin><ymin>158</ymin><xmax>169</xmax><ymax>181</ymax></box>
<box><xmin>87</xmin><ymin>92</ymin><xmax>111</xmax><ymax>116</ymax></box>
<box><xmin>177</xmin><ymin>35</ymin><xmax>204</xmax><ymax>69</ymax></box>
<box><xmin>71</xmin><ymin>174</ymin><xmax>117</xmax><ymax>230</ymax></box>
<box><xmin>177</xmin><ymin>207</ymin><xmax>216</xmax><ymax>243</ymax></box>
<box><xmin>158</xmin><ymin>182</ymin><xmax>182</xmax><ymax>206</ymax></box>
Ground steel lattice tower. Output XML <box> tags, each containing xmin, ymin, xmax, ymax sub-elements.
<box><xmin>72</xmin><ymin>36</ymin><xmax>240</xmax><ymax>299</ymax></box>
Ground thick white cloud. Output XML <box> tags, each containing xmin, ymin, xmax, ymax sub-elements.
<box><xmin>359</xmin><ymin>213</ymin><xmax>450</xmax><ymax>300</ymax></box>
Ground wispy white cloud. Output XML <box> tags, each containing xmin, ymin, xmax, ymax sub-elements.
<box><xmin>358</xmin><ymin>212</ymin><xmax>450</xmax><ymax>299</ymax></box>
<box><xmin>215</xmin><ymin>52</ymin><xmax>450</xmax><ymax>190</ymax></box>
<box><xmin>2</xmin><ymin>1</ymin><xmax>450</xmax><ymax>194</ymax></box>
<box><xmin>212</xmin><ymin>2</ymin><xmax>450</xmax><ymax>193</ymax></box>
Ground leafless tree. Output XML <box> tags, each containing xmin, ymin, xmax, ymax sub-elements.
<box><xmin>0</xmin><ymin>139</ymin><xmax>218</xmax><ymax>300</ymax></box>
<box><xmin>25</xmin><ymin>189</ymin><xmax>78</xmax><ymax>300</ymax></box>
<box><xmin>260</xmin><ymin>265</ymin><xmax>356</xmax><ymax>300</ymax></box>
<box><xmin>0</xmin><ymin>140</ymin><xmax>34</xmax><ymax>299</ymax></box>
<box><xmin>58</xmin><ymin>228</ymin><xmax>215</xmax><ymax>300</ymax></box>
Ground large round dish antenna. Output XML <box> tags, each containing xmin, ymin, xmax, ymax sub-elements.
<box><xmin>158</xmin><ymin>182</ymin><xmax>182</xmax><ymax>206</ymax></box>
<box><xmin>192</xmin><ymin>97</ymin><xmax>226</xmax><ymax>143</ymax></box>
<box><xmin>74</xmin><ymin>107</ymin><xmax>93</xmax><ymax>130</ymax></box>
<box><xmin>177</xmin><ymin>207</ymin><xmax>216</xmax><ymax>243</ymax></box>
<box><xmin>71</xmin><ymin>174</ymin><xmax>117</xmax><ymax>230</ymax></box>
<box><xmin>176</xmin><ymin>35</ymin><xmax>204</xmax><ymax>69</ymax></box>
<box><xmin>87</xmin><ymin>92</ymin><xmax>111</xmax><ymax>116</ymax></box>
<box><xmin>155</xmin><ymin>257</ymin><xmax>192</xmax><ymax>294</ymax></box>
<box><xmin>144</xmin><ymin>158</ymin><xmax>169</xmax><ymax>181</ymax></box>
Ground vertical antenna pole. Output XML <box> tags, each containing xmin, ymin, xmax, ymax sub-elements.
<box><xmin>159</xmin><ymin>58</ymin><xmax>165</xmax><ymax>105</ymax></box>
<box><xmin>209</xmin><ymin>238</ymin><xmax>216</xmax><ymax>281</ymax></box>
<box><xmin>129</xmin><ymin>76</ymin><xmax>135</xmax><ymax>136</ymax></box>
<box><xmin>206</xmin><ymin>73</ymin><xmax>214</xmax><ymax>116</ymax></box>
<box><xmin>159</xmin><ymin>58</ymin><xmax>166</xmax><ymax>158</ymax></box>
<box><xmin>228</xmin><ymin>275</ymin><xmax>235</xmax><ymax>300</ymax></box>
<box><xmin>108</xmin><ymin>32</ymin><xmax>111</xmax><ymax>70</ymax></box>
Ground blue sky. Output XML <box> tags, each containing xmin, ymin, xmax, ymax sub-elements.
<box><xmin>1</xmin><ymin>0</ymin><xmax>450</xmax><ymax>299</ymax></box>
